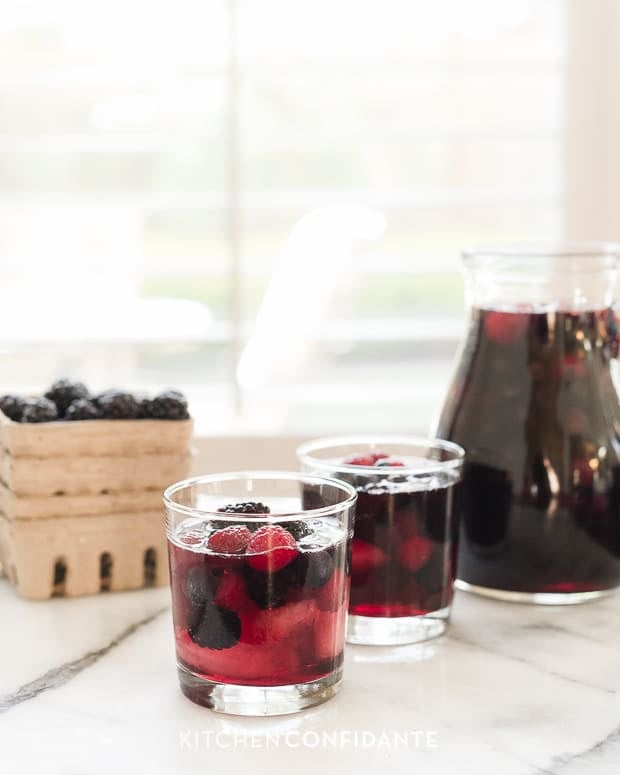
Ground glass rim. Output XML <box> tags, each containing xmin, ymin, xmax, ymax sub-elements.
<box><xmin>462</xmin><ymin>241</ymin><xmax>620</xmax><ymax>264</ymax></box>
<box><xmin>296</xmin><ymin>435</ymin><xmax>465</xmax><ymax>477</ymax></box>
<box><xmin>163</xmin><ymin>470</ymin><xmax>358</xmax><ymax>521</ymax></box>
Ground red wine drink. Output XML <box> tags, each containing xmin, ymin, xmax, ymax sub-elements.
<box><xmin>437</xmin><ymin>244</ymin><xmax>620</xmax><ymax>603</ymax></box>
<box><xmin>163</xmin><ymin>472</ymin><xmax>355</xmax><ymax>715</ymax></box>
<box><xmin>298</xmin><ymin>437</ymin><xmax>464</xmax><ymax>644</ymax></box>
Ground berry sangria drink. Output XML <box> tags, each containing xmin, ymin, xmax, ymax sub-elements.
<box><xmin>163</xmin><ymin>472</ymin><xmax>355</xmax><ymax>715</ymax></box>
<box><xmin>438</xmin><ymin>305</ymin><xmax>620</xmax><ymax>599</ymax></box>
<box><xmin>298</xmin><ymin>437</ymin><xmax>464</xmax><ymax>645</ymax></box>
<box><xmin>436</xmin><ymin>243</ymin><xmax>620</xmax><ymax>603</ymax></box>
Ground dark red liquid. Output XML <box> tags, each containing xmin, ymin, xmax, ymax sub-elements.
<box><xmin>310</xmin><ymin>466</ymin><xmax>461</xmax><ymax>617</ymax></box>
<box><xmin>437</xmin><ymin>306</ymin><xmax>620</xmax><ymax>595</ymax></box>
<box><xmin>168</xmin><ymin>520</ymin><xmax>348</xmax><ymax>687</ymax></box>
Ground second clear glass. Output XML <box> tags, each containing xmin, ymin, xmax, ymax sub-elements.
<box><xmin>298</xmin><ymin>436</ymin><xmax>464</xmax><ymax>645</ymax></box>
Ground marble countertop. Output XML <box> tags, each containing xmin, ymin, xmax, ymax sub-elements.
<box><xmin>1</xmin><ymin>581</ymin><xmax>619</xmax><ymax>775</ymax></box>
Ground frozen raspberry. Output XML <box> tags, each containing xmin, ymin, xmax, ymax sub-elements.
<box><xmin>350</xmin><ymin>539</ymin><xmax>387</xmax><ymax>576</ymax></box>
<box><xmin>207</xmin><ymin>526</ymin><xmax>251</xmax><ymax>554</ymax></box>
<box><xmin>344</xmin><ymin>452</ymin><xmax>389</xmax><ymax>466</ymax></box>
<box><xmin>214</xmin><ymin>572</ymin><xmax>252</xmax><ymax>610</ymax></box>
<box><xmin>188</xmin><ymin>604</ymin><xmax>241</xmax><ymax>650</ymax></box>
<box><xmin>484</xmin><ymin>310</ymin><xmax>528</xmax><ymax>345</ymax></box>
<box><xmin>398</xmin><ymin>536</ymin><xmax>433</xmax><ymax>572</ymax></box>
<box><xmin>246</xmin><ymin>525</ymin><xmax>298</xmax><ymax>572</ymax></box>
<box><xmin>179</xmin><ymin>531</ymin><xmax>204</xmax><ymax>547</ymax></box>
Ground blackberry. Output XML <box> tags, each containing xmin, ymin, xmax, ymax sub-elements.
<box><xmin>304</xmin><ymin>550</ymin><xmax>334</xmax><ymax>588</ymax></box>
<box><xmin>245</xmin><ymin>568</ymin><xmax>289</xmax><ymax>609</ymax></box>
<box><xmin>65</xmin><ymin>398</ymin><xmax>101</xmax><ymax>421</ymax></box>
<box><xmin>138</xmin><ymin>397</ymin><xmax>154</xmax><ymax>419</ymax></box>
<box><xmin>149</xmin><ymin>390</ymin><xmax>189</xmax><ymax>420</ymax></box>
<box><xmin>188</xmin><ymin>604</ymin><xmax>241</xmax><ymax>650</ymax></box>
<box><xmin>277</xmin><ymin>520</ymin><xmax>312</xmax><ymax>541</ymax></box>
<box><xmin>185</xmin><ymin>566</ymin><xmax>219</xmax><ymax>608</ymax></box>
<box><xmin>217</xmin><ymin>502</ymin><xmax>271</xmax><ymax>515</ymax></box>
<box><xmin>21</xmin><ymin>398</ymin><xmax>58</xmax><ymax>423</ymax></box>
<box><xmin>0</xmin><ymin>395</ymin><xmax>28</xmax><ymax>422</ymax></box>
<box><xmin>96</xmin><ymin>390</ymin><xmax>141</xmax><ymax>419</ymax></box>
<box><xmin>44</xmin><ymin>378</ymin><xmax>89</xmax><ymax>414</ymax></box>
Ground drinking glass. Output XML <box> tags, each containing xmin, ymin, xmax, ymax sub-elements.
<box><xmin>298</xmin><ymin>437</ymin><xmax>464</xmax><ymax>645</ymax></box>
<box><xmin>164</xmin><ymin>471</ymin><xmax>356</xmax><ymax>715</ymax></box>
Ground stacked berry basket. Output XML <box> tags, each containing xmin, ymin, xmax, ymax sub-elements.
<box><xmin>0</xmin><ymin>379</ymin><xmax>193</xmax><ymax>599</ymax></box>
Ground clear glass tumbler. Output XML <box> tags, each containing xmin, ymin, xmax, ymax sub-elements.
<box><xmin>298</xmin><ymin>437</ymin><xmax>464</xmax><ymax>645</ymax></box>
<box><xmin>163</xmin><ymin>471</ymin><xmax>356</xmax><ymax>715</ymax></box>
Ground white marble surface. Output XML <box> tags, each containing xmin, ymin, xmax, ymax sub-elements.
<box><xmin>1</xmin><ymin>580</ymin><xmax>619</xmax><ymax>775</ymax></box>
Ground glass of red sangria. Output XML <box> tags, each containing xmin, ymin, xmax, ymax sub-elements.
<box><xmin>164</xmin><ymin>471</ymin><xmax>356</xmax><ymax>715</ymax></box>
<box><xmin>297</xmin><ymin>437</ymin><xmax>464</xmax><ymax>645</ymax></box>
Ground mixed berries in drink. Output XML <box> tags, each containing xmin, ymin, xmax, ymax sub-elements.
<box><xmin>298</xmin><ymin>438</ymin><xmax>464</xmax><ymax>645</ymax></box>
<box><xmin>169</xmin><ymin>503</ymin><xmax>348</xmax><ymax>686</ymax></box>
<box><xmin>342</xmin><ymin>452</ymin><xmax>460</xmax><ymax>617</ymax></box>
<box><xmin>163</xmin><ymin>473</ymin><xmax>355</xmax><ymax>714</ymax></box>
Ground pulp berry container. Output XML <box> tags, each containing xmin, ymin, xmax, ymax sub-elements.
<box><xmin>297</xmin><ymin>437</ymin><xmax>464</xmax><ymax>646</ymax></box>
<box><xmin>163</xmin><ymin>471</ymin><xmax>356</xmax><ymax>716</ymax></box>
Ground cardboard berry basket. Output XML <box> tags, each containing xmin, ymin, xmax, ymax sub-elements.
<box><xmin>0</xmin><ymin>410</ymin><xmax>193</xmax><ymax>600</ymax></box>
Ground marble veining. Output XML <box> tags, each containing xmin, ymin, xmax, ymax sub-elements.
<box><xmin>1</xmin><ymin>581</ymin><xmax>619</xmax><ymax>774</ymax></box>
<box><xmin>0</xmin><ymin>606</ymin><xmax>168</xmax><ymax>715</ymax></box>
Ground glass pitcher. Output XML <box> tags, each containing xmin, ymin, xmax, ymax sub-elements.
<box><xmin>436</xmin><ymin>243</ymin><xmax>620</xmax><ymax>603</ymax></box>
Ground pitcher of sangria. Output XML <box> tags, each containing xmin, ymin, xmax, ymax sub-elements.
<box><xmin>436</xmin><ymin>243</ymin><xmax>620</xmax><ymax>603</ymax></box>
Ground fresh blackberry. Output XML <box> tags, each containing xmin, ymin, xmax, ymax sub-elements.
<box><xmin>65</xmin><ymin>398</ymin><xmax>101</xmax><ymax>421</ymax></box>
<box><xmin>0</xmin><ymin>395</ymin><xmax>28</xmax><ymax>422</ymax></box>
<box><xmin>21</xmin><ymin>398</ymin><xmax>58</xmax><ymax>423</ymax></box>
<box><xmin>96</xmin><ymin>390</ymin><xmax>141</xmax><ymax>419</ymax></box>
<box><xmin>138</xmin><ymin>397</ymin><xmax>154</xmax><ymax>418</ymax></box>
<box><xmin>277</xmin><ymin>520</ymin><xmax>312</xmax><ymax>541</ymax></box>
<box><xmin>44</xmin><ymin>378</ymin><xmax>89</xmax><ymax>414</ymax></box>
<box><xmin>304</xmin><ymin>550</ymin><xmax>334</xmax><ymax>588</ymax></box>
<box><xmin>217</xmin><ymin>502</ymin><xmax>271</xmax><ymax>515</ymax></box>
<box><xmin>185</xmin><ymin>566</ymin><xmax>219</xmax><ymax>608</ymax></box>
<box><xmin>188</xmin><ymin>604</ymin><xmax>241</xmax><ymax>650</ymax></box>
<box><xmin>245</xmin><ymin>568</ymin><xmax>289</xmax><ymax>609</ymax></box>
<box><xmin>149</xmin><ymin>390</ymin><xmax>189</xmax><ymax>420</ymax></box>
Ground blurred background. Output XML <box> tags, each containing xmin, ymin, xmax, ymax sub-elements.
<box><xmin>0</xmin><ymin>0</ymin><xmax>619</xmax><ymax>436</ymax></box>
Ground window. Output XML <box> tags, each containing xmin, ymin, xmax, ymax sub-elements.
<box><xmin>0</xmin><ymin>1</ymin><xmax>617</xmax><ymax>435</ymax></box>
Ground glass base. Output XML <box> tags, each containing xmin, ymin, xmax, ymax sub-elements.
<box><xmin>456</xmin><ymin>579</ymin><xmax>617</xmax><ymax>605</ymax></box>
<box><xmin>346</xmin><ymin>606</ymin><xmax>449</xmax><ymax>645</ymax></box>
<box><xmin>178</xmin><ymin>664</ymin><xmax>342</xmax><ymax>716</ymax></box>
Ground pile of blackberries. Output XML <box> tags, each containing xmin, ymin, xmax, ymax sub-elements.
<box><xmin>0</xmin><ymin>378</ymin><xmax>190</xmax><ymax>423</ymax></box>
